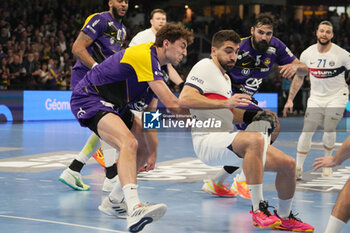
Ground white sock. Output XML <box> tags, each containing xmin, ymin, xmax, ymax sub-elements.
<box><xmin>237</xmin><ymin>171</ymin><xmax>246</xmax><ymax>182</ymax></box>
<box><xmin>249</xmin><ymin>184</ymin><xmax>264</xmax><ymax>212</ymax></box>
<box><xmin>277</xmin><ymin>198</ymin><xmax>293</xmax><ymax>219</ymax></box>
<box><xmin>296</xmin><ymin>152</ymin><xmax>307</xmax><ymax>168</ymax></box>
<box><xmin>122</xmin><ymin>183</ymin><xmax>140</xmax><ymax>214</ymax></box>
<box><xmin>101</xmin><ymin>140</ymin><xmax>117</xmax><ymax>168</ymax></box>
<box><xmin>109</xmin><ymin>176</ymin><xmax>124</xmax><ymax>203</ymax></box>
<box><xmin>324</xmin><ymin>148</ymin><xmax>333</xmax><ymax>157</ymax></box>
<box><xmin>212</xmin><ymin>168</ymin><xmax>230</xmax><ymax>184</ymax></box>
<box><xmin>76</xmin><ymin>133</ymin><xmax>100</xmax><ymax>164</ymax></box>
<box><xmin>324</xmin><ymin>215</ymin><xmax>346</xmax><ymax>233</ymax></box>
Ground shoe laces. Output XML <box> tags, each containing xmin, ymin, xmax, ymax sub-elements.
<box><xmin>274</xmin><ymin>210</ymin><xmax>302</xmax><ymax>223</ymax></box>
<box><xmin>257</xmin><ymin>200</ymin><xmax>275</xmax><ymax>217</ymax></box>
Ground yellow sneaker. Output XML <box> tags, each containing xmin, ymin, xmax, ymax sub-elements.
<box><xmin>231</xmin><ymin>174</ymin><xmax>251</xmax><ymax>199</ymax></box>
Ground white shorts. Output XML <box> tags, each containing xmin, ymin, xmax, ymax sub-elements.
<box><xmin>305</xmin><ymin>88</ymin><xmax>348</xmax><ymax>125</ymax></box>
<box><xmin>191</xmin><ymin>132</ymin><xmax>242</xmax><ymax>167</ymax></box>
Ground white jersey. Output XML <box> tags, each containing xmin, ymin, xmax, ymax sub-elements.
<box><xmin>129</xmin><ymin>28</ymin><xmax>155</xmax><ymax>46</ymax></box>
<box><xmin>185</xmin><ymin>58</ymin><xmax>234</xmax><ymax>134</ymax></box>
<box><xmin>300</xmin><ymin>43</ymin><xmax>350</xmax><ymax>97</ymax></box>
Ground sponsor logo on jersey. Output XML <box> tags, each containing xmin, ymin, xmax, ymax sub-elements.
<box><xmin>92</xmin><ymin>19</ymin><xmax>100</xmax><ymax>27</ymax></box>
<box><xmin>244</xmin><ymin>77</ymin><xmax>263</xmax><ymax>91</ymax></box>
<box><xmin>309</xmin><ymin>67</ymin><xmax>345</xmax><ymax>79</ymax></box>
<box><xmin>190</xmin><ymin>76</ymin><xmax>204</xmax><ymax>85</ymax></box>
<box><xmin>285</xmin><ymin>47</ymin><xmax>294</xmax><ymax>57</ymax></box>
<box><xmin>241</xmin><ymin>68</ymin><xmax>250</xmax><ymax>76</ymax></box>
<box><xmin>86</xmin><ymin>25</ymin><xmax>96</xmax><ymax>34</ymax></box>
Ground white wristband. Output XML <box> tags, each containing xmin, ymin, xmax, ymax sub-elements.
<box><xmin>92</xmin><ymin>62</ymin><xmax>98</xmax><ymax>69</ymax></box>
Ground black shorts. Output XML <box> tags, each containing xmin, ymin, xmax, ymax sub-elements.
<box><xmin>84</xmin><ymin>109</ymin><xmax>134</xmax><ymax>137</ymax></box>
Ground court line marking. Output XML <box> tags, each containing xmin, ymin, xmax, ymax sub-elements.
<box><xmin>0</xmin><ymin>214</ymin><xmax>127</xmax><ymax>233</ymax></box>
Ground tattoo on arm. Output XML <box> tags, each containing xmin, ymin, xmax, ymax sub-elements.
<box><xmin>288</xmin><ymin>75</ymin><xmax>305</xmax><ymax>101</ymax></box>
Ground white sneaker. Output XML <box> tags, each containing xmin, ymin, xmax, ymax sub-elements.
<box><xmin>127</xmin><ymin>203</ymin><xmax>167</xmax><ymax>233</ymax></box>
<box><xmin>98</xmin><ymin>196</ymin><xmax>128</xmax><ymax>219</ymax></box>
<box><xmin>322</xmin><ymin>167</ymin><xmax>333</xmax><ymax>178</ymax></box>
<box><xmin>102</xmin><ymin>176</ymin><xmax>118</xmax><ymax>193</ymax></box>
<box><xmin>58</xmin><ymin>168</ymin><xmax>90</xmax><ymax>191</ymax></box>
<box><xmin>296</xmin><ymin>166</ymin><xmax>303</xmax><ymax>180</ymax></box>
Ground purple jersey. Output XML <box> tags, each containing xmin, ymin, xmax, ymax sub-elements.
<box><xmin>71</xmin><ymin>43</ymin><xmax>161</xmax><ymax>126</ymax></box>
<box><xmin>229</xmin><ymin>36</ymin><xmax>295</xmax><ymax>130</ymax></box>
<box><xmin>71</xmin><ymin>12</ymin><xmax>126</xmax><ymax>88</ymax></box>
<box><xmin>228</xmin><ymin>36</ymin><xmax>296</xmax><ymax>96</ymax></box>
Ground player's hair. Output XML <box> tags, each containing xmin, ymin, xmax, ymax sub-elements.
<box><xmin>155</xmin><ymin>23</ymin><xmax>194</xmax><ymax>47</ymax></box>
<box><xmin>253</xmin><ymin>13</ymin><xmax>274</xmax><ymax>28</ymax></box>
<box><xmin>150</xmin><ymin>9</ymin><xmax>166</xmax><ymax>19</ymax></box>
<box><xmin>317</xmin><ymin>20</ymin><xmax>333</xmax><ymax>30</ymax></box>
<box><xmin>212</xmin><ymin>30</ymin><xmax>240</xmax><ymax>48</ymax></box>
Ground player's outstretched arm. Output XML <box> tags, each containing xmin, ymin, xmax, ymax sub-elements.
<box><xmin>313</xmin><ymin>136</ymin><xmax>350</xmax><ymax>171</ymax></box>
<box><xmin>179</xmin><ymin>85</ymin><xmax>251</xmax><ymax>109</ymax></box>
<box><xmin>282</xmin><ymin>74</ymin><xmax>305</xmax><ymax>117</ymax></box>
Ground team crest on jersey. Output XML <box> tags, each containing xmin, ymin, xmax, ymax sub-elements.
<box><xmin>329</xmin><ymin>60</ymin><xmax>335</xmax><ymax>67</ymax></box>
<box><xmin>241</xmin><ymin>68</ymin><xmax>251</xmax><ymax>76</ymax></box>
<box><xmin>264</xmin><ymin>58</ymin><xmax>271</xmax><ymax>66</ymax></box>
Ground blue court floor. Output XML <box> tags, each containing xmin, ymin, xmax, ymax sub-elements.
<box><xmin>0</xmin><ymin>118</ymin><xmax>349</xmax><ymax>233</ymax></box>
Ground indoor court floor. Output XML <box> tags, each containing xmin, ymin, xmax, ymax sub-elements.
<box><xmin>0</xmin><ymin>117</ymin><xmax>349</xmax><ymax>233</ymax></box>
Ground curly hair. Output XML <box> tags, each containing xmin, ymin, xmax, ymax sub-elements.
<box><xmin>154</xmin><ymin>23</ymin><xmax>194</xmax><ymax>47</ymax></box>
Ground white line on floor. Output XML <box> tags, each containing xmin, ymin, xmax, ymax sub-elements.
<box><xmin>0</xmin><ymin>214</ymin><xmax>127</xmax><ymax>233</ymax></box>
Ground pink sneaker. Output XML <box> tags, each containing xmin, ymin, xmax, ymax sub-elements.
<box><xmin>273</xmin><ymin>210</ymin><xmax>315</xmax><ymax>232</ymax></box>
<box><xmin>250</xmin><ymin>201</ymin><xmax>281</xmax><ymax>229</ymax></box>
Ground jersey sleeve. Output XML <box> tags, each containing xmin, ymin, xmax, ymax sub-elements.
<box><xmin>81</xmin><ymin>13</ymin><xmax>106</xmax><ymax>41</ymax></box>
<box><xmin>342</xmin><ymin>49</ymin><xmax>350</xmax><ymax>70</ymax></box>
<box><xmin>185</xmin><ymin>60</ymin><xmax>210</xmax><ymax>94</ymax></box>
<box><xmin>120</xmin><ymin>43</ymin><xmax>163</xmax><ymax>82</ymax></box>
<box><xmin>299</xmin><ymin>50</ymin><xmax>307</xmax><ymax>64</ymax></box>
<box><xmin>129</xmin><ymin>32</ymin><xmax>143</xmax><ymax>47</ymax></box>
<box><xmin>276</xmin><ymin>39</ymin><xmax>296</xmax><ymax>65</ymax></box>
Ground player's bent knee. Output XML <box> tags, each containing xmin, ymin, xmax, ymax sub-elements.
<box><xmin>122</xmin><ymin>137</ymin><xmax>139</xmax><ymax>152</ymax></box>
<box><xmin>246</xmin><ymin>132</ymin><xmax>265</xmax><ymax>152</ymax></box>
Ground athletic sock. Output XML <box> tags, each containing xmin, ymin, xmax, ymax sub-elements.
<box><xmin>69</xmin><ymin>159</ymin><xmax>84</xmax><ymax>173</ymax></box>
<box><xmin>296</xmin><ymin>152</ymin><xmax>307</xmax><ymax>168</ymax></box>
<box><xmin>109</xmin><ymin>175</ymin><xmax>124</xmax><ymax>203</ymax></box>
<box><xmin>277</xmin><ymin>198</ymin><xmax>293</xmax><ymax>219</ymax></box>
<box><xmin>324</xmin><ymin>148</ymin><xmax>333</xmax><ymax>157</ymax></box>
<box><xmin>106</xmin><ymin>163</ymin><xmax>118</xmax><ymax>179</ymax></box>
<box><xmin>212</xmin><ymin>167</ymin><xmax>233</xmax><ymax>184</ymax></box>
<box><xmin>249</xmin><ymin>184</ymin><xmax>264</xmax><ymax>212</ymax></box>
<box><xmin>76</xmin><ymin>133</ymin><xmax>100</xmax><ymax>164</ymax></box>
<box><xmin>324</xmin><ymin>215</ymin><xmax>346</xmax><ymax>233</ymax></box>
<box><xmin>123</xmin><ymin>183</ymin><xmax>140</xmax><ymax>215</ymax></box>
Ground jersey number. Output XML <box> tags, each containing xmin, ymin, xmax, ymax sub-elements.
<box><xmin>317</xmin><ymin>59</ymin><xmax>326</xmax><ymax>68</ymax></box>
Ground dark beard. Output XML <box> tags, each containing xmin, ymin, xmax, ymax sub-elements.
<box><xmin>112</xmin><ymin>7</ymin><xmax>123</xmax><ymax>21</ymax></box>
<box><xmin>218</xmin><ymin>58</ymin><xmax>235</xmax><ymax>72</ymax></box>
<box><xmin>318</xmin><ymin>38</ymin><xmax>331</xmax><ymax>46</ymax></box>
<box><xmin>252</xmin><ymin>36</ymin><xmax>269</xmax><ymax>53</ymax></box>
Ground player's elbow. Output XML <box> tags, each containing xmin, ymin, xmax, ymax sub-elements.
<box><xmin>179</xmin><ymin>94</ymin><xmax>191</xmax><ymax>108</ymax></box>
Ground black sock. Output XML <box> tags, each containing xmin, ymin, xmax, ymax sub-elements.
<box><xmin>105</xmin><ymin>163</ymin><xmax>118</xmax><ymax>179</ymax></box>
<box><xmin>69</xmin><ymin>159</ymin><xmax>84</xmax><ymax>172</ymax></box>
<box><xmin>223</xmin><ymin>166</ymin><xmax>239</xmax><ymax>174</ymax></box>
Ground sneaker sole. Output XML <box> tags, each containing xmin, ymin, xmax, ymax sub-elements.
<box><xmin>253</xmin><ymin>220</ymin><xmax>282</xmax><ymax>229</ymax></box>
<box><xmin>273</xmin><ymin>225</ymin><xmax>314</xmax><ymax>232</ymax></box>
<box><xmin>58</xmin><ymin>177</ymin><xmax>90</xmax><ymax>191</ymax></box>
<box><xmin>128</xmin><ymin>205</ymin><xmax>167</xmax><ymax>233</ymax></box>
<box><xmin>98</xmin><ymin>205</ymin><xmax>127</xmax><ymax>219</ymax></box>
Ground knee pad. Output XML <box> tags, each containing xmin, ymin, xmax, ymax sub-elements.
<box><xmin>323</xmin><ymin>132</ymin><xmax>336</xmax><ymax>149</ymax></box>
<box><xmin>245</xmin><ymin>121</ymin><xmax>269</xmax><ymax>167</ymax></box>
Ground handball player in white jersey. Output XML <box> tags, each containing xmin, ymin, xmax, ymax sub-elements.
<box><xmin>283</xmin><ymin>21</ymin><xmax>350</xmax><ymax>179</ymax></box>
<box><xmin>180</xmin><ymin>29</ymin><xmax>314</xmax><ymax>232</ymax></box>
